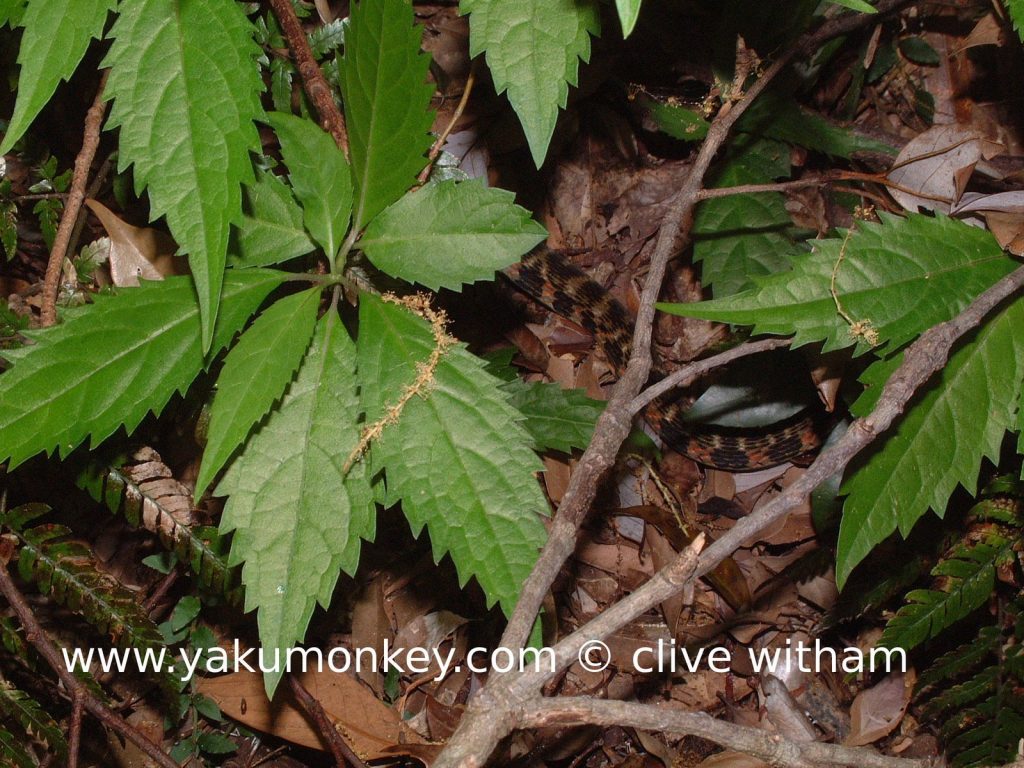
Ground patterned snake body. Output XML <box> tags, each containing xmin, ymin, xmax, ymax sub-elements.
<box><xmin>505</xmin><ymin>249</ymin><xmax>822</xmax><ymax>471</ymax></box>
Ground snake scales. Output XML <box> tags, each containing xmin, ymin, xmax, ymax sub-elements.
<box><xmin>505</xmin><ymin>249</ymin><xmax>822</xmax><ymax>471</ymax></box>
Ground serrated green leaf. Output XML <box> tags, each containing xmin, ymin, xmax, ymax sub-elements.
<box><xmin>341</xmin><ymin>0</ymin><xmax>434</xmax><ymax>228</ymax></box>
<box><xmin>0</xmin><ymin>270</ymin><xmax>285</xmax><ymax>469</ymax></box>
<box><xmin>230</xmin><ymin>169</ymin><xmax>315</xmax><ymax>268</ymax></box>
<box><xmin>218</xmin><ymin>312</ymin><xmax>374</xmax><ymax>697</ymax></box>
<box><xmin>836</xmin><ymin>298</ymin><xmax>1024</xmax><ymax>587</ymax></box>
<box><xmin>0</xmin><ymin>726</ymin><xmax>35</xmax><ymax>768</ymax></box>
<box><xmin>358</xmin><ymin>180</ymin><xmax>546</xmax><ymax>290</ymax></box>
<box><xmin>103</xmin><ymin>0</ymin><xmax>266</xmax><ymax>351</ymax></box>
<box><xmin>0</xmin><ymin>680</ymin><xmax>66</xmax><ymax>757</ymax></box>
<box><xmin>501</xmin><ymin>380</ymin><xmax>604</xmax><ymax>453</ymax></box>
<box><xmin>1006</xmin><ymin>0</ymin><xmax>1024</xmax><ymax>43</ymax></box>
<box><xmin>0</xmin><ymin>0</ymin><xmax>115</xmax><ymax>154</ymax></box>
<box><xmin>666</xmin><ymin>213</ymin><xmax>1018</xmax><ymax>354</ymax></box>
<box><xmin>196</xmin><ymin>286</ymin><xmax>321</xmax><ymax>497</ymax></box>
<box><xmin>615</xmin><ymin>0</ymin><xmax>642</xmax><ymax>36</ymax></box>
<box><xmin>266</xmin><ymin>112</ymin><xmax>352</xmax><ymax>262</ymax></box>
<box><xmin>692</xmin><ymin>137</ymin><xmax>796</xmax><ymax>296</ymax></box>
<box><xmin>880</xmin><ymin>540</ymin><xmax>1009</xmax><ymax>651</ymax></box>
<box><xmin>0</xmin><ymin>0</ymin><xmax>26</xmax><ymax>28</ymax></box>
<box><xmin>357</xmin><ymin>294</ymin><xmax>548</xmax><ymax>614</ymax></box>
<box><xmin>461</xmin><ymin>0</ymin><xmax>600</xmax><ymax>167</ymax></box>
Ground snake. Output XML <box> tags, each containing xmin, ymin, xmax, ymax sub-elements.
<box><xmin>505</xmin><ymin>248</ymin><xmax>823</xmax><ymax>472</ymax></box>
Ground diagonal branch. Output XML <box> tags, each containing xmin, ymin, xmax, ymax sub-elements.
<box><xmin>0</xmin><ymin>562</ymin><xmax>178</xmax><ymax>768</ymax></box>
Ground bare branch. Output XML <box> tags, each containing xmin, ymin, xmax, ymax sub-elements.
<box><xmin>522</xmin><ymin>698</ymin><xmax>939</xmax><ymax>768</ymax></box>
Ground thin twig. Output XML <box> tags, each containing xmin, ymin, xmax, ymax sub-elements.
<box><xmin>287</xmin><ymin>675</ymin><xmax>368</xmax><ymax>768</ymax></box>
<box><xmin>629</xmin><ymin>338</ymin><xmax>791</xmax><ymax>414</ymax></box>
<box><xmin>68</xmin><ymin>690</ymin><xmax>83</xmax><ymax>768</ymax></box>
<box><xmin>0</xmin><ymin>563</ymin><xmax>179</xmax><ymax>768</ymax></box>
<box><xmin>416</xmin><ymin>60</ymin><xmax>478</xmax><ymax>185</ymax></box>
<box><xmin>267</xmin><ymin>0</ymin><xmax>349</xmax><ymax>156</ymax></box>
<box><xmin>523</xmin><ymin>699</ymin><xmax>937</xmax><ymax>768</ymax></box>
<box><xmin>40</xmin><ymin>69</ymin><xmax>109</xmax><ymax>327</ymax></box>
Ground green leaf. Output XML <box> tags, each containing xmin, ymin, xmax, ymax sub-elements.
<box><xmin>826</xmin><ymin>0</ymin><xmax>877</xmax><ymax>12</ymax></box>
<box><xmin>0</xmin><ymin>0</ymin><xmax>115</xmax><ymax>154</ymax></box>
<box><xmin>341</xmin><ymin>0</ymin><xmax>434</xmax><ymax>229</ymax></box>
<box><xmin>0</xmin><ymin>681</ymin><xmax>66</xmax><ymax>758</ymax></box>
<box><xmin>0</xmin><ymin>0</ymin><xmax>26</xmax><ymax>28</ymax></box>
<box><xmin>1006</xmin><ymin>0</ymin><xmax>1024</xmax><ymax>42</ymax></box>
<box><xmin>266</xmin><ymin>112</ymin><xmax>352</xmax><ymax>262</ymax></box>
<box><xmin>737</xmin><ymin>93</ymin><xmax>896</xmax><ymax>158</ymax></box>
<box><xmin>218</xmin><ymin>312</ymin><xmax>374</xmax><ymax>697</ymax></box>
<box><xmin>196</xmin><ymin>286</ymin><xmax>321</xmax><ymax>497</ymax></box>
<box><xmin>0</xmin><ymin>270</ymin><xmax>285</xmax><ymax>469</ymax></box>
<box><xmin>615</xmin><ymin>0</ymin><xmax>642</xmax><ymax>36</ymax></box>
<box><xmin>358</xmin><ymin>180</ymin><xmax>546</xmax><ymax>290</ymax></box>
<box><xmin>880</xmin><ymin>538</ymin><xmax>1012</xmax><ymax>652</ymax></box>
<box><xmin>230</xmin><ymin>169</ymin><xmax>315</xmax><ymax>268</ymax></box>
<box><xmin>899</xmin><ymin>36</ymin><xmax>939</xmax><ymax>65</ymax></box>
<box><xmin>0</xmin><ymin>726</ymin><xmax>36</xmax><ymax>768</ymax></box>
<box><xmin>501</xmin><ymin>380</ymin><xmax>604</xmax><ymax>453</ymax></box>
<box><xmin>460</xmin><ymin>0</ymin><xmax>600</xmax><ymax>167</ymax></box>
<box><xmin>836</xmin><ymin>298</ymin><xmax>1024</xmax><ymax>586</ymax></box>
<box><xmin>646</xmin><ymin>101</ymin><xmax>709</xmax><ymax>142</ymax></box>
<box><xmin>103</xmin><ymin>0</ymin><xmax>266</xmax><ymax>351</ymax></box>
<box><xmin>664</xmin><ymin>213</ymin><xmax>1019</xmax><ymax>354</ymax></box>
<box><xmin>692</xmin><ymin>138</ymin><xmax>796</xmax><ymax>296</ymax></box>
<box><xmin>357</xmin><ymin>294</ymin><xmax>548</xmax><ymax>614</ymax></box>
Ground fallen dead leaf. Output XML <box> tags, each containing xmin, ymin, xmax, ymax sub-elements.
<box><xmin>198</xmin><ymin>667</ymin><xmax>430</xmax><ymax>759</ymax></box>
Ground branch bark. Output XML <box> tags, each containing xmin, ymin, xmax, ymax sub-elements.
<box><xmin>267</xmin><ymin>0</ymin><xmax>349</xmax><ymax>155</ymax></box>
<box><xmin>39</xmin><ymin>70</ymin><xmax>109</xmax><ymax>327</ymax></box>
<box><xmin>0</xmin><ymin>562</ymin><xmax>179</xmax><ymax>768</ymax></box>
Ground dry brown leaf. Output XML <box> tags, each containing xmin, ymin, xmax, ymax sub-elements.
<box><xmin>350</xmin><ymin>576</ymin><xmax>393</xmax><ymax>695</ymax></box>
<box><xmin>84</xmin><ymin>199</ymin><xmax>183</xmax><ymax>286</ymax></box>
<box><xmin>844</xmin><ymin>670</ymin><xmax>914</xmax><ymax>746</ymax></box>
<box><xmin>887</xmin><ymin>125</ymin><xmax>990</xmax><ymax>213</ymax></box>
<box><xmin>198</xmin><ymin>667</ymin><xmax>429</xmax><ymax>759</ymax></box>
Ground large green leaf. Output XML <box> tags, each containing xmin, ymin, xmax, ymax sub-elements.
<box><xmin>500</xmin><ymin>380</ymin><xmax>604</xmax><ymax>453</ymax></box>
<box><xmin>103</xmin><ymin>0</ymin><xmax>265</xmax><ymax>351</ymax></box>
<box><xmin>357</xmin><ymin>294</ymin><xmax>548</xmax><ymax>614</ymax></box>
<box><xmin>0</xmin><ymin>270</ymin><xmax>285</xmax><ymax>469</ymax></box>
<box><xmin>615</xmin><ymin>0</ymin><xmax>642</xmax><ymax>36</ymax></box>
<box><xmin>692</xmin><ymin>137</ymin><xmax>796</xmax><ymax>296</ymax></box>
<box><xmin>230</xmin><ymin>169</ymin><xmax>315</xmax><ymax>268</ymax></box>
<box><xmin>0</xmin><ymin>0</ymin><xmax>26</xmax><ymax>28</ymax></box>
<box><xmin>266</xmin><ymin>112</ymin><xmax>352</xmax><ymax>263</ymax></box>
<box><xmin>460</xmin><ymin>0</ymin><xmax>600</xmax><ymax>167</ymax></box>
<box><xmin>341</xmin><ymin>0</ymin><xmax>434</xmax><ymax>229</ymax></box>
<box><xmin>0</xmin><ymin>0</ymin><xmax>116</xmax><ymax>154</ymax></box>
<box><xmin>218</xmin><ymin>313</ymin><xmax>374</xmax><ymax>697</ymax></box>
<box><xmin>195</xmin><ymin>286</ymin><xmax>322</xmax><ymax>498</ymax></box>
<box><xmin>836</xmin><ymin>298</ymin><xmax>1024</xmax><ymax>587</ymax></box>
<box><xmin>664</xmin><ymin>213</ymin><xmax>1019</xmax><ymax>354</ymax></box>
<box><xmin>1008</xmin><ymin>0</ymin><xmax>1024</xmax><ymax>42</ymax></box>
<box><xmin>358</xmin><ymin>180</ymin><xmax>546</xmax><ymax>290</ymax></box>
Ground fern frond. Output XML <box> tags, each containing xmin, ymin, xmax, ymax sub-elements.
<box><xmin>1</xmin><ymin>504</ymin><xmax>166</xmax><ymax>657</ymax></box>
<box><xmin>0</xmin><ymin>675</ymin><xmax>65</xmax><ymax>758</ymax></box>
<box><xmin>881</xmin><ymin>537</ymin><xmax>1013</xmax><ymax>651</ymax></box>
<box><xmin>75</xmin><ymin>448</ymin><xmax>243</xmax><ymax>607</ymax></box>
<box><xmin>916</xmin><ymin>602</ymin><xmax>1024</xmax><ymax>768</ymax></box>
<box><xmin>0</xmin><ymin>725</ymin><xmax>36</xmax><ymax>768</ymax></box>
